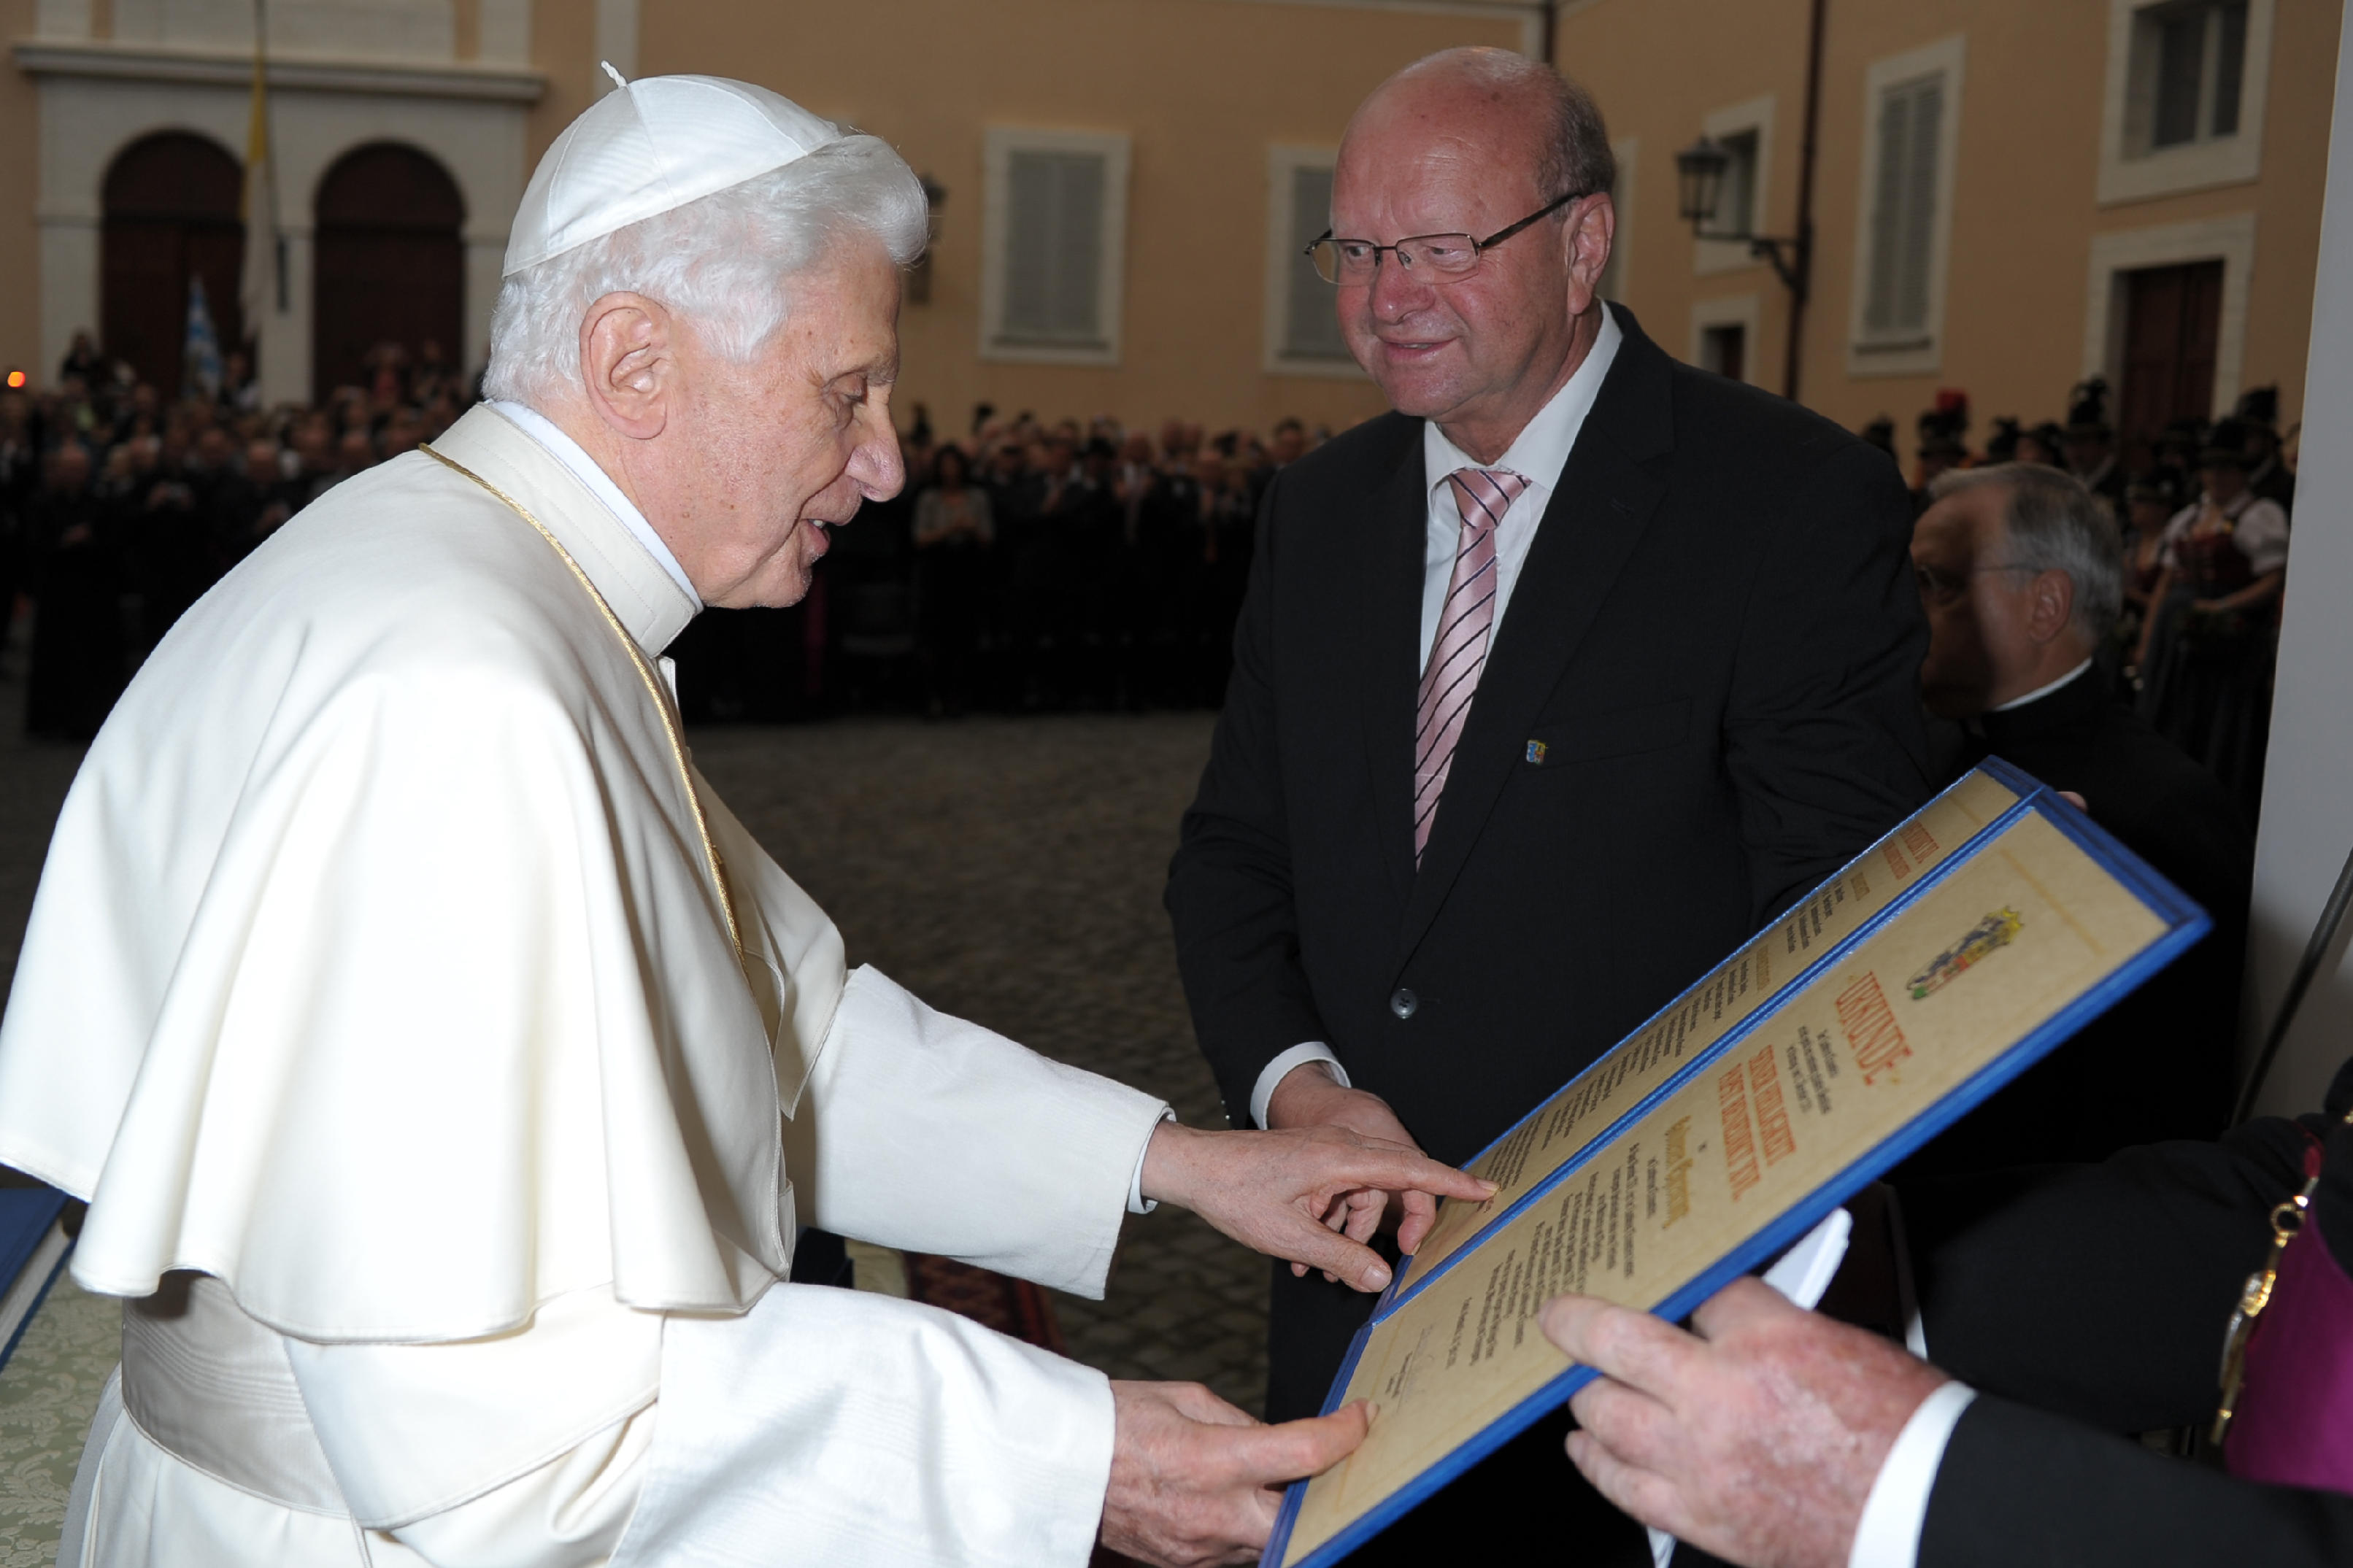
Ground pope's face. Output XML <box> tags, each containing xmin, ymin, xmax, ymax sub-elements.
<box><xmin>667</xmin><ymin>238</ymin><xmax>905</xmax><ymax>609</ymax></box>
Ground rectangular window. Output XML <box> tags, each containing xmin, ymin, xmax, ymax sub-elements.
<box><xmin>1863</xmin><ymin>74</ymin><xmax>1944</xmax><ymax>341</ymax></box>
<box><xmin>1263</xmin><ymin>145</ymin><xmax>1359</xmax><ymax>377</ymax></box>
<box><xmin>1001</xmin><ymin>151</ymin><xmax>1104</xmax><ymax>344</ymax></box>
<box><xmin>2140</xmin><ymin>0</ymin><xmax>2252</xmax><ymax>150</ymax></box>
<box><xmin>1283</xmin><ymin>164</ymin><xmax>1349</xmax><ymax>360</ymax></box>
<box><xmin>1847</xmin><ymin>36</ymin><xmax>1963</xmax><ymax>376</ymax></box>
<box><xmin>982</xmin><ymin>128</ymin><xmax>1130</xmax><ymax>366</ymax></box>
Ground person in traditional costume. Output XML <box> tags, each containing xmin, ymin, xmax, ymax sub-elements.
<box><xmin>0</xmin><ymin>73</ymin><xmax>1491</xmax><ymax>1568</ymax></box>
<box><xmin>1540</xmin><ymin>1052</ymin><xmax>2353</xmax><ymax>1567</ymax></box>
<box><xmin>2135</xmin><ymin>418</ymin><xmax>2290</xmax><ymax>824</ymax></box>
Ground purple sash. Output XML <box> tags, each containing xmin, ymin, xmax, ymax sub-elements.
<box><xmin>2225</xmin><ymin>1216</ymin><xmax>2353</xmax><ymax>1491</ymax></box>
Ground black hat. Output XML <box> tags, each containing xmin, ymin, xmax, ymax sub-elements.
<box><xmin>2235</xmin><ymin>385</ymin><xmax>2281</xmax><ymax>431</ymax></box>
<box><xmin>1860</xmin><ymin>415</ymin><xmax>1895</xmax><ymax>455</ymax></box>
<box><xmin>2022</xmin><ymin>421</ymin><xmax>2067</xmax><ymax>461</ymax></box>
<box><xmin>2065</xmin><ymin>377</ymin><xmax>2112</xmax><ymax>439</ymax></box>
<box><xmin>1984</xmin><ymin>417</ymin><xmax>2022</xmax><ymax>463</ymax></box>
<box><xmin>2198</xmin><ymin>417</ymin><xmax>2252</xmax><ymax>469</ymax></box>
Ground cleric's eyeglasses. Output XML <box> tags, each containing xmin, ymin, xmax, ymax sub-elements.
<box><xmin>1305</xmin><ymin>190</ymin><xmax>1586</xmax><ymax>286</ymax></box>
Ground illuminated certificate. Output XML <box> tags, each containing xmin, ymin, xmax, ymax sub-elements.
<box><xmin>1265</xmin><ymin>764</ymin><xmax>2208</xmax><ymax>1568</ymax></box>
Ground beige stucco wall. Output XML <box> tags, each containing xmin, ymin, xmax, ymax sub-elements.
<box><xmin>0</xmin><ymin>0</ymin><xmax>41</xmax><ymax>382</ymax></box>
<box><xmin>630</xmin><ymin>0</ymin><xmax>1529</xmax><ymax>437</ymax></box>
<box><xmin>1561</xmin><ymin>0</ymin><xmax>2342</xmax><ymax>469</ymax></box>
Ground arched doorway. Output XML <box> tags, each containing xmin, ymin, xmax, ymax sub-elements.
<box><xmin>101</xmin><ymin>132</ymin><xmax>245</xmax><ymax>395</ymax></box>
<box><xmin>312</xmin><ymin>143</ymin><xmax>464</xmax><ymax>398</ymax></box>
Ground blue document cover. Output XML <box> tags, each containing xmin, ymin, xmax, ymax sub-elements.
<box><xmin>1263</xmin><ymin>763</ymin><xmax>2209</xmax><ymax>1567</ymax></box>
<box><xmin>0</xmin><ymin>1185</ymin><xmax>70</xmax><ymax>1374</ymax></box>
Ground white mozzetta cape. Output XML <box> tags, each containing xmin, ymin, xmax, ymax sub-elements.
<box><xmin>4</xmin><ymin>406</ymin><xmax>1168</xmax><ymax>1567</ymax></box>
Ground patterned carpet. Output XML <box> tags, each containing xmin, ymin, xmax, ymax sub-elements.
<box><xmin>0</xmin><ymin>1275</ymin><xmax>117</xmax><ymax>1567</ymax></box>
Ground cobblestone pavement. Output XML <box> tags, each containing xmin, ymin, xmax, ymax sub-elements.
<box><xmin>0</xmin><ymin>660</ymin><xmax>1271</xmax><ymax>1414</ymax></box>
<box><xmin>689</xmin><ymin>712</ymin><xmax>1270</xmax><ymax>1412</ymax></box>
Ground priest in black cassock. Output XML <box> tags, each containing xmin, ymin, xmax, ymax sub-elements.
<box><xmin>1907</xmin><ymin>461</ymin><xmax>2250</xmax><ymax>1171</ymax></box>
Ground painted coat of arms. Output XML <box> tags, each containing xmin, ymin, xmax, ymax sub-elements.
<box><xmin>1908</xmin><ymin>907</ymin><xmax>2025</xmax><ymax>1000</ymax></box>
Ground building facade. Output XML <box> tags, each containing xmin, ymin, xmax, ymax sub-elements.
<box><xmin>0</xmin><ymin>0</ymin><xmax>1540</xmax><ymax>431</ymax></box>
<box><xmin>1564</xmin><ymin>0</ymin><xmax>2344</xmax><ymax>466</ymax></box>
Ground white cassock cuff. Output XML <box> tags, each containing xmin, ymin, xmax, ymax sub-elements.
<box><xmin>1844</xmin><ymin>1381</ymin><xmax>1978</xmax><ymax>1568</ymax></box>
<box><xmin>790</xmin><ymin>966</ymin><xmax>1170</xmax><ymax>1299</ymax></box>
<box><xmin>1131</xmin><ymin>1109</ymin><xmax>1176</xmax><ymax>1213</ymax></box>
<box><xmin>1250</xmin><ymin>1043</ymin><xmax>1352</xmax><ymax>1129</ymax></box>
<box><xmin>610</xmin><ymin>1283</ymin><xmax>1114</xmax><ymax>1568</ymax></box>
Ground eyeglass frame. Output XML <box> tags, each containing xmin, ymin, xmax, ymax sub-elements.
<box><xmin>1304</xmin><ymin>189</ymin><xmax>1588</xmax><ymax>285</ymax></box>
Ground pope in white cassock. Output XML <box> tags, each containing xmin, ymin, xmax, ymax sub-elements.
<box><xmin>0</xmin><ymin>74</ymin><xmax>1493</xmax><ymax>1568</ymax></box>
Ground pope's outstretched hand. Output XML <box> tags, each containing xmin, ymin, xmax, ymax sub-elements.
<box><xmin>1101</xmin><ymin>1381</ymin><xmax>1373</xmax><ymax>1567</ymax></box>
<box><xmin>1141</xmin><ymin>1121</ymin><xmax>1497</xmax><ymax>1292</ymax></box>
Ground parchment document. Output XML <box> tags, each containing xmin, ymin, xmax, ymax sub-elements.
<box><xmin>1401</xmin><ymin>768</ymin><xmax>2020</xmax><ymax>1289</ymax></box>
<box><xmin>1279</xmin><ymin>808</ymin><xmax>2171</xmax><ymax>1566</ymax></box>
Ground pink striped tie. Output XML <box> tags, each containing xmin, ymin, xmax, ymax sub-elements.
<box><xmin>1415</xmin><ymin>467</ymin><xmax>1529</xmax><ymax>865</ymax></box>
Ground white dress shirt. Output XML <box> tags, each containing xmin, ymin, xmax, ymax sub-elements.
<box><xmin>1249</xmin><ymin>306</ymin><xmax>1625</xmax><ymax>1128</ymax></box>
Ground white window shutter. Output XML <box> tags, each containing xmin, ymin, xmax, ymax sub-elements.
<box><xmin>1285</xmin><ymin>165</ymin><xmax>1348</xmax><ymax>359</ymax></box>
<box><xmin>1862</xmin><ymin>74</ymin><xmax>1942</xmax><ymax>340</ymax></box>
<box><xmin>1002</xmin><ymin>150</ymin><xmax>1105</xmax><ymax>344</ymax></box>
<box><xmin>1895</xmin><ymin>77</ymin><xmax>1944</xmax><ymax>332</ymax></box>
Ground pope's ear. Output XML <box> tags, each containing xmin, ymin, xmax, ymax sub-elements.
<box><xmin>578</xmin><ymin>293</ymin><xmax>672</xmax><ymax>441</ymax></box>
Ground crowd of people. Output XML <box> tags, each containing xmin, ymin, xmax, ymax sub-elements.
<box><xmin>0</xmin><ymin>336</ymin><xmax>471</xmax><ymax>739</ymax></box>
<box><xmin>0</xmin><ymin>332</ymin><xmax>1328</xmax><ymax>735</ymax></box>
<box><xmin>1868</xmin><ymin>376</ymin><xmax>2295</xmax><ymax>826</ymax></box>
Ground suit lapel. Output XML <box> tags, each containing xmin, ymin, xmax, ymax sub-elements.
<box><xmin>1360</xmin><ymin>432</ymin><xmax>1430</xmax><ymax>905</ymax></box>
<box><xmin>1398</xmin><ymin>315</ymin><xmax>1678</xmax><ymax>962</ymax></box>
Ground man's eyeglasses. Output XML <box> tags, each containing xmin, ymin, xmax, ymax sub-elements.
<box><xmin>1305</xmin><ymin>190</ymin><xmax>1585</xmax><ymax>286</ymax></box>
<box><xmin>1912</xmin><ymin>562</ymin><xmax>2042</xmax><ymax>606</ymax></box>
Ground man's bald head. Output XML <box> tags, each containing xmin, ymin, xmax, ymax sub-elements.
<box><xmin>1330</xmin><ymin>48</ymin><xmax>1617</xmax><ymax>460</ymax></box>
<box><xmin>1345</xmin><ymin>48</ymin><xmax>1614</xmax><ymax>218</ymax></box>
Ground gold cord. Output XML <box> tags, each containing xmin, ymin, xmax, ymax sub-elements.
<box><xmin>420</xmin><ymin>444</ymin><xmax>744</xmax><ymax>955</ymax></box>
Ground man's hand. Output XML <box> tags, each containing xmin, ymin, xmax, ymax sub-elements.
<box><xmin>1264</xmin><ymin>1063</ymin><xmax>1460</xmax><ymax>1273</ymax></box>
<box><xmin>1538</xmin><ymin>1278</ymin><xmax>1949</xmax><ymax>1568</ymax></box>
<box><xmin>1101</xmin><ymin>1380</ymin><xmax>1370</xmax><ymax>1567</ymax></box>
<box><xmin>1141</xmin><ymin>1119</ymin><xmax>1493</xmax><ymax>1292</ymax></box>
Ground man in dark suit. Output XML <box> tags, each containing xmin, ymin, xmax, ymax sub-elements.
<box><xmin>1906</xmin><ymin>463</ymin><xmax>2252</xmax><ymax>1173</ymax></box>
<box><xmin>1162</xmin><ymin>46</ymin><xmax>1929</xmax><ymax>1542</ymax></box>
<box><xmin>1543</xmin><ymin>1052</ymin><xmax>2353</xmax><ymax>1567</ymax></box>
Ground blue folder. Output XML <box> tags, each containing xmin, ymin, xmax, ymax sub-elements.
<box><xmin>0</xmin><ymin>1183</ymin><xmax>70</xmax><ymax>1375</ymax></box>
<box><xmin>1263</xmin><ymin>762</ymin><xmax>2211</xmax><ymax>1567</ymax></box>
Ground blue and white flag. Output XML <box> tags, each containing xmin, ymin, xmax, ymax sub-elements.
<box><xmin>185</xmin><ymin>274</ymin><xmax>224</xmax><ymax>400</ymax></box>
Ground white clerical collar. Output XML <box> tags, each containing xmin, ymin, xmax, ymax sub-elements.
<box><xmin>490</xmin><ymin>399</ymin><xmax>701</xmax><ymax>607</ymax></box>
<box><xmin>1992</xmin><ymin>657</ymin><xmax>2093</xmax><ymax>713</ymax></box>
<box><xmin>1423</xmin><ymin>302</ymin><xmax>1623</xmax><ymax>492</ymax></box>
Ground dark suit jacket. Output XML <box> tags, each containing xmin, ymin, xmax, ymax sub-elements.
<box><xmin>1905</xmin><ymin>1056</ymin><xmax>2353</xmax><ymax>1565</ymax></box>
<box><xmin>1905</xmin><ymin>668</ymin><xmax>2253</xmax><ymax>1175</ymax></box>
<box><xmin>1165</xmin><ymin>307</ymin><xmax>1932</xmax><ymax>1417</ymax></box>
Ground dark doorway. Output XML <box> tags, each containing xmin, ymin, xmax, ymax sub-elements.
<box><xmin>312</xmin><ymin>143</ymin><xmax>463</xmax><ymax>399</ymax></box>
<box><xmin>2117</xmin><ymin>260</ymin><xmax>2224</xmax><ymax>441</ymax></box>
<box><xmin>101</xmin><ymin>132</ymin><xmax>245</xmax><ymax>395</ymax></box>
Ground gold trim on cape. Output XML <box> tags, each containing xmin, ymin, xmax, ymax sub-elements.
<box><xmin>421</xmin><ymin>442</ymin><xmax>744</xmax><ymax>955</ymax></box>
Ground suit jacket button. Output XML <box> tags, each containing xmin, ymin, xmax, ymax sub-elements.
<box><xmin>1390</xmin><ymin>987</ymin><xmax>1419</xmax><ymax>1020</ymax></box>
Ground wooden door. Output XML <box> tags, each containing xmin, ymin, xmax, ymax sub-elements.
<box><xmin>311</xmin><ymin>144</ymin><xmax>464</xmax><ymax>398</ymax></box>
<box><xmin>2118</xmin><ymin>260</ymin><xmax>2225</xmax><ymax>441</ymax></box>
<box><xmin>101</xmin><ymin>133</ymin><xmax>245</xmax><ymax>395</ymax></box>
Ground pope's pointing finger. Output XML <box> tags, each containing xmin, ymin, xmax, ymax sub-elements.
<box><xmin>1210</xmin><ymin>1400</ymin><xmax>1375</xmax><ymax>1490</ymax></box>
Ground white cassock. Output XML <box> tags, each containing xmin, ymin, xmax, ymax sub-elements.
<box><xmin>0</xmin><ymin>402</ymin><xmax>1171</xmax><ymax>1567</ymax></box>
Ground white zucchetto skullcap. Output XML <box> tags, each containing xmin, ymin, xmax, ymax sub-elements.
<box><xmin>503</xmin><ymin>66</ymin><xmax>842</xmax><ymax>276</ymax></box>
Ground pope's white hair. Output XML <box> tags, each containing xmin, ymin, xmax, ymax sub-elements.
<box><xmin>482</xmin><ymin>133</ymin><xmax>928</xmax><ymax>406</ymax></box>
